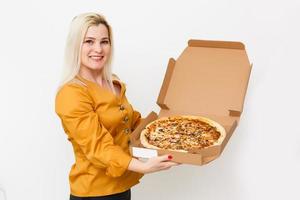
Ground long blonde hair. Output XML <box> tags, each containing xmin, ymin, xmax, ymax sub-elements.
<box><xmin>58</xmin><ymin>12</ymin><xmax>115</xmax><ymax>92</ymax></box>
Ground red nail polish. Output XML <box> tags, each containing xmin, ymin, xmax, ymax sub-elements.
<box><xmin>168</xmin><ymin>155</ymin><xmax>173</xmax><ymax>160</ymax></box>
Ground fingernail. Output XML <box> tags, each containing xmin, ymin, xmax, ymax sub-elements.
<box><xmin>168</xmin><ymin>155</ymin><xmax>173</xmax><ymax>160</ymax></box>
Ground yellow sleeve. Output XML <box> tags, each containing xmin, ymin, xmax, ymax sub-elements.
<box><xmin>55</xmin><ymin>84</ymin><xmax>132</xmax><ymax>178</ymax></box>
<box><xmin>131</xmin><ymin>110</ymin><xmax>142</xmax><ymax>131</ymax></box>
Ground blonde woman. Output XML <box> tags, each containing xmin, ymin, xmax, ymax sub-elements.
<box><xmin>55</xmin><ymin>12</ymin><xmax>178</xmax><ymax>200</ymax></box>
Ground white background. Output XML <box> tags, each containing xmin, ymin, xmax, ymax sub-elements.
<box><xmin>0</xmin><ymin>0</ymin><xmax>300</xmax><ymax>200</ymax></box>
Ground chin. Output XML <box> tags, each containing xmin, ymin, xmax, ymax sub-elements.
<box><xmin>81</xmin><ymin>60</ymin><xmax>106</xmax><ymax>72</ymax></box>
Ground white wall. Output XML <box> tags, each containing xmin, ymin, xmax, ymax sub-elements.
<box><xmin>0</xmin><ymin>0</ymin><xmax>299</xmax><ymax>199</ymax></box>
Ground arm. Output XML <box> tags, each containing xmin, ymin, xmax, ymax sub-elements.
<box><xmin>55</xmin><ymin>84</ymin><xmax>132</xmax><ymax>178</ymax></box>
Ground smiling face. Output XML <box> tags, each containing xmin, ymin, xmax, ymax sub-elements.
<box><xmin>80</xmin><ymin>24</ymin><xmax>111</xmax><ymax>74</ymax></box>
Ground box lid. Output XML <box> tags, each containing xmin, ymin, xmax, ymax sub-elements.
<box><xmin>157</xmin><ymin>39</ymin><xmax>252</xmax><ymax>117</ymax></box>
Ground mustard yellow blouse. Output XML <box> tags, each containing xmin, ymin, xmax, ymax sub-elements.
<box><xmin>55</xmin><ymin>75</ymin><xmax>143</xmax><ymax>197</ymax></box>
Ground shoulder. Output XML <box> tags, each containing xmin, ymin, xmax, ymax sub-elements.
<box><xmin>56</xmin><ymin>78</ymin><xmax>89</xmax><ymax>99</ymax></box>
<box><xmin>68</xmin><ymin>77</ymin><xmax>88</xmax><ymax>87</ymax></box>
<box><xmin>55</xmin><ymin>78</ymin><xmax>92</xmax><ymax>115</ymax></box>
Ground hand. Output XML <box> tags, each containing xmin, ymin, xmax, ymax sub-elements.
<box><xmin>128</xmin><ymin>155</ymin><xmax>180</xmax><ymax>174</ymax></box>
<box><xmin>142</xmin><ymin>155</ymin><xmax>180</xmax><ymax>174</ymax></box>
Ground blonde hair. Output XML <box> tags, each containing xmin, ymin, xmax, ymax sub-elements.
<box><xmin>58</xmin><ymin>12</ymin><xmax>115</xmax><ymax>93</ymax></box>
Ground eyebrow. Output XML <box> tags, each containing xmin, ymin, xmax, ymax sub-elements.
<box><xmin>84</xmin><ymin>37</ymin><xmax>109</xmax><ymax>40</ymax></box>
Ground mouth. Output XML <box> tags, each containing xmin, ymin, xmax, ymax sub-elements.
<box><xmin>89</xmin><ymin>55</ymin><xmax>104</xmax><ymax>61</ymax></box>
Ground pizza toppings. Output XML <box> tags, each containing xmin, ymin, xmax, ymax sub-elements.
<box><xmin>141</xmin><ymin>116</ymin><xmax>223</xmax><ymax>152</ymax></box>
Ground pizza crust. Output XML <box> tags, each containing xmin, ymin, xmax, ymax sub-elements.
<box><xmin>140</xmin><ymin>115</ymin><xmax>226</xmax><ymax>153</ymax></box>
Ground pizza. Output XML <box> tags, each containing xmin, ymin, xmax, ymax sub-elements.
<box><xmin>140</xmin><ymin>116</ymin><xmax>226</xmax><ymax>152</ymax></box>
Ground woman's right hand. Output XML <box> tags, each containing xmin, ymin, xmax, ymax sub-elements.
<box><xmin>128</xmin><ymin>155</ymin><xmax>180</xmax><ymax>174</ymax></box>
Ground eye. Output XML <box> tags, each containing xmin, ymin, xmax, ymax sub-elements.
<box><xmin>101</xmin><ymin>40</ymin><xmax>110</xmax><ymax>45</ymax></box>
<box><xmin>84</xmin><ymin>40</ymin><xmax>94</xmax><ymax>44</ymax></box>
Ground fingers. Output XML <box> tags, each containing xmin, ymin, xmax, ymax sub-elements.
<box><xmin>161</xmin><ymin>166</ymin><xmax>171</xmax><ymax>171</ymax></box>
<box><xmin>155</xmin><ymin>155</ymin><xmax>170</xmax><ymax>162</ymax></box>
<box><xmin>161</xmin><ymin>161</ymin><xmax>179</xmax><ymax>168</ymax></box>
<box><xmin>169</xmin><ymin>161</ymin><xmax>181</xmax><ymax>166</ymax></box>
<box><xmin>144</xmin><ymin>155</ymin><xmax>181</xmax><ymax>173</ymax></box>
<box><xmin>157</xmin><ymin>161</ymin><xmax>179</xmax><ymax>171</ymax></box>
<box><xmin>156</xmin><ymin>154</ymin><xmax>173</xmax><ymax>162</ymax></box>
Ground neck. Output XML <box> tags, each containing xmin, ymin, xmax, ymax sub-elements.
<box><xmin>78</xmin><ymin>67</ymin><xmax>105</xmax><ymax>86</ymax></box>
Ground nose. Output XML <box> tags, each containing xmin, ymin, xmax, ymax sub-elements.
<box><xmin>94</xmin><ymin>42</ymin><xmax>103</xmax><ymax>53</ymax></box>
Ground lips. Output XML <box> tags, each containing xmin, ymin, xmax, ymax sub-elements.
<box><xmin>89</xmin><ymin>55</ymin><xmax>104</xmax><ymax>61</ymax></box>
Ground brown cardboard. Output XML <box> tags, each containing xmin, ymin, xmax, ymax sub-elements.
<box><xmin>131</xmin><ymin>39</ymin><xmax>251</xmax><ymax>165</ymax></box>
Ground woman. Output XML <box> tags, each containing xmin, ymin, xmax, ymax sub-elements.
<box><xmin>55</xmin><ymin>12</ymin><xmax>178</xmax><ymax>200</ymax></box>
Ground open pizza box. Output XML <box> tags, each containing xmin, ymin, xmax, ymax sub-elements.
<box><xmin>130</xmin><ymin>39</ymin><xmax>252</xmax><ymax>166</ymax></box>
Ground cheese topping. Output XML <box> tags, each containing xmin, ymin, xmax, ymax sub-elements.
<box><xmin>143</xmin><ymin>116</ymin><xmax>221</xmax><ymax>151</ymax></box>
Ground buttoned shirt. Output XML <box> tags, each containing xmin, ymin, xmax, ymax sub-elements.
<box><xmin>55</xmin><ymin>75</ymin><xmax>143</xmax><ymax>197</ymax></box>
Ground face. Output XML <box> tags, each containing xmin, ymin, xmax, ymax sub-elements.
<box><xmin>80</xmin><ymin>24</ymin><xmax>111</xmax><ymax>73</ymax></box>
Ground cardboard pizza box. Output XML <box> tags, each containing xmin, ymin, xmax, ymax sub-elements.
<box><xmin>130</xmin><ymin>39</ymin><xmax>252</xmax><ymax>165</ymax></box>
